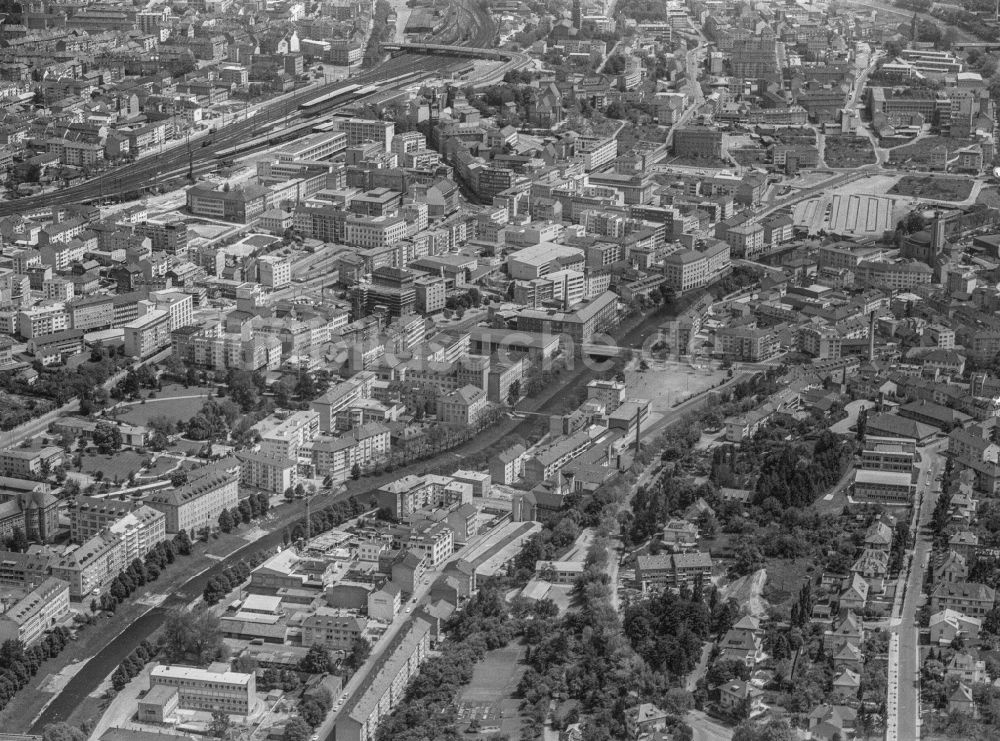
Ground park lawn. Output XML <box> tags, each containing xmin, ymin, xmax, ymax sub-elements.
<box><xmin>167</xmin><ymin>439</ymin><xmax>208</xmax><ymax>456</ymax></box>
<box><xmin>117</xmin><ymin>393</ymin><xmax>208</xmax><ymax>427</ymax></box>
<box><xmin>769</xmin><ymin>127</ymin><xmax>817</xmax><ymax>146</ymax></box>
<box><xmin>143</xmin><ymin>454</ymin><xmax>184</xmax><ymax>478</ymax></box>
<box><xmin>888</xmin><ymin>135</ymin><xmax>953</xmax><ymax>168</ymax></box>
<box><xmin>78</xmin><ymin>449</ymin><xmax>147</xmax><ymax>482</ymax></box>
<box><xmin>889</xmin><ymin>174</ymin><xmax>974</xmax><ymax>202</ymax></box>
<box><xmin>977</xmin><ymin>186</ymin><xmax>1000</xmax><ymax>208</ymax></box>
<box><xmin>824</xmin><ymin>135</ymin><xmax>877</xmax><ymax>168</ymax></box>
<box><xmin>456</xmin><ymin>642</ymin><xmax>528</xmax><ymax>739</ymax></box>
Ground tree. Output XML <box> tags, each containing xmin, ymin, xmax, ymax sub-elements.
<box><xmin>5</xmin><ymin>526</ymin><xmax>29</xmax><ymax>553</ymax></box>
<box><xmin>299</xmin><ymin>643</ymin><xmax>334</xmax><ymax>674</ymax></box>
<box><xmin>351</xmin><ymin>463</ymin><xmax>361</xmax><ymax>480</ymax></box>
<box><xmin>170</xmin><ymin>470</ymin><xmax>189</xmax><ymax>488</ymax></box>
<box><xmin>173</xmin><ymin>529</ymin><xmax>192</xmax><ymax>556</ymax></box>
<box><xmin>160</xmin><ymin>608</ymin><xmax>225</xmax><ymax>665</ymax></box>
<box><xmin>218</xmin><ymin>508</ymin><xmax>234</xmax><ymax>533</ymax></box>
<box><xmin>342</xmin><ymin>636</ymin><xmax>371</xmax><ymax>674</ymax></box>
<box><xmin>42</xmin><ymin>723</ymin><xmax>87</xmax><ymax>741</ymax></box>
<box><xmin>208</xmin><ymin>709</ymin><xmax>230</xmax><ymax>738</ymax></box>
<box><xmin>856</xmin><ymin>406</ymin><xmax>868</xmax><ymax>441</ymax></box>
<box><xmin>732</xmin><ymin>718</ymin><xmax>795</xmax><ymax>741</ymax></box>
<box><xmin>92</xmin><ymin>421</ymin><xmax>122</xmax><ymax>454</ymax></box>
<box><xmin>283</xmin><ymin>716</ymin><xmax>311</xmax><ymax>741</ymax></box>
<box><xmin>507</xmin><ymin>379</ymin><xmax>521</xmax><ymax>407</ymax></box>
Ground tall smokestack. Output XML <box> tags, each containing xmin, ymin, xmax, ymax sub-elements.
<box><xmin>868</xmin><ymin>310</ymin><xmax>876</xmax><ymax>362</ymax></box>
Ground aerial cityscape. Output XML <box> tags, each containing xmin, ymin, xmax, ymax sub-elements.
<box><xmin>2</xmin><ymin>0</ymin><xmax>1000</xmax><ymax>740</ymax></box>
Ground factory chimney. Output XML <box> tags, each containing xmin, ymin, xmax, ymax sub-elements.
<box><xmin>868</xmin><ymin>310</ymin><xmax>876</xmax><ymax>362</ymax></box>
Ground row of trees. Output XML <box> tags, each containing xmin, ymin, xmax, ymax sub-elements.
<box><xmin>110</xmin><ymin>640</ymin><xmax>157</xmax><ymax>691</ymax></box>
<box><xmin>92</xmin><ymin>535</ymin><xmax>189</xmax><ymax>613</ymax></box>
<box><xmin>202</xmin><ymin>560</ymin><xmax>252</xmax><ymax>605</ymax></box>
<box><xmin>0</xmin><ymin>629</ymin><xmax>73</xmax><ymax>713</ymax></box>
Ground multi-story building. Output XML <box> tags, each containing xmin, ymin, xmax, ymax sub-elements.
<box><xmin>107</xmin><ymin>505</ymin><xmax>167</xmax><ymax>563</ymax></box>
<box><xmin>0</xmin><ymin>549</ymin><xmax>56</xmax><ymax>588</ymax></box>
<box><xmin>148</xmin><ymin>291</ymin><xmax>194</xmax><ymax>331</ymax></box>
<box><xmin>335</xmin><ymin>617</ymin><xmax>431</xmax><ymax>741</ymax></box>
<box><xmin>673</xmin><ymin>128</ymin><xmax>724</xmax><ymax>158</ymax></box>
<box><xmin>715</xmin><ymin>326</ymin><xmax>781</xmax><ymax>361</ymax></box>
<box><xmin>855</xmin><ymin>260</ymin><xmax>933</xmax><ymax>290</ymax></box>
<box><xmin>257</xmin><ymin>255</ymin><xmax>292</xmax><ymax>289</ymax></box>
<box><xmin>276</xmin><ymin>131</ymin><xmax>347</xmax><ymax>161</ymax></box>
<box><xmin>186</xmin><ymin>183</ymin><xmax>270</xmax><ymax>223</ymax></box>
<box><xmin>259</xmin><ymin>411</ymin><xmax>320</xmax><ymax>460</ymax></box>
<box><xmin>800</xmin><ymin>325</ymin><xmax>842</xmax><ymax>359</ymax></box>
<box><xmin>71</xmin><ymin>496</ymin><xmax>160</xmax><ymax>544</ymax></box>
<box><xmin>414</xmin><ymin>274</ymin><xmax>446</xmax><ymax>314</ymax></box>
<box><xmin>374</xmin><ymin>474</ymin><xmax>468</xmax><ymax>521</ymax></box>
<box><xmin>930</xmin><ymin>581</ymin><xmax>996</xmax><ymax>618</ymax></box>
<box><xmin>136</xmin><ymin>216</ymin><xmax>189</xmax><ymax>256</ymax></box>
<box><xmin>17</xmin><ymin>303</ymin><xmax>69</xmax><ymax>339</ymax></box>
<box><xmin>302</xmin><ymin>423</ymin><xmax>391</xmax><ymax>481</ymax></box>
<box><xmin>148</xmin><ymin>665</ymin><xmax>256</xmax><ymax>716</ymax></box>
<box><xmin>301</xmin><ymin>608</ymin><xmax>370</xmax><ymax>651</ymax></box>
<box><xmin>338</xmin><ymin>118</ymin><xmax>395</xmax><ymax>151</ymax></box>
<box><xmin>0</xmin><ymin>447</ymin><xmax>63</xmax><ymax>479</ymax></box>
<box><xmin>725</xmin><ymin>222</ymin><xmax>765</xmax><ymax>258</ymax></box>
<box><xmin>514</xmin><ymin>290</ymin><xmax>618</xmax><ymax>346</ymax></box>
<box><xmin>438</xmin><ymin>385</ymin><xmax>487</xmax><ymax>427</ymax></box>
<box><xmin>0</xmin><ymin>577</ymin><xmax>70</xmax><ymax>647</ymax></box>
<box><xmin>50</xmin><ymin>530</ymin><xmax>126</xmax><ymax>597</ymax></box>
<box><xmin>123</xmin><ymin>309</ymin><xmax>171</xmax><ymax>358</ymax></box>
<box><xmin>636</xmin><ymin>552</ymin><xmax>713</xmax><ymax>589</ymax></box>
<box><xmin>144</xmin><ymin>462</ymin><xmax>240</xmax><ymax>533</ymax></box>
<box><xmin>852</xmin><ymin>469</ymin><xmax>915</xmax><ymax>504</ymax></box>
<box><xmin>236</xmin><ymin>451</ymin><xmax>297</xmax><ymax>494</ymax></box>
<box><xmin>861</xmin><ymin>436</ymin><xmax>916</xmax><ymax>473</ymax></box>
<box><xmin>344</xmin><ymin>214</ymin><xmax>408</xmax><ymax>250</ymax></box>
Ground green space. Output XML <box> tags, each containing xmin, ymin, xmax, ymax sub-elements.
<box><xmin>456</xmin><ymin>643</ymin><xmax>527</xmax><ymax>738</ymax></box>
<box><xmin>76</xmin><ymin>449</ymin><xmax>147</xmax><ymax>483</ymax></box>
<box><xmin>824</xmin><ymin>134</ymin><xmax>877</xmax><ymax>168</ymax></box>
<box><xmin>765</xmin><ymin>127</ymin><xmax>817</xmax><ymax>146</ymax></box>
<box><xmin>888</xmin><ymin>135</ymin><xmax>954</xmax><ymax>169</ymax></box>
<box><xmin>142</xmin><ymin>454</ymin><xmax>184</xmax><ymax>478</ymax></box>
<box><xmin>976</xmin><ymin>186</ymin><xmax>1000</xmax><ymax>208</ymax></box>
<box><xmin>890</xmin><ymin>174</ymin><xmax>975</xmax><ymax>202</ymax></box>
<box><xmin>0</xmin><ymin>390</ymin><xmax>54</xmax><ymax>431</ymax></box>
<box><xmin>116</xmin><ymin>386</ymin><xmax>211</xmax><ymax>427</ymax></box>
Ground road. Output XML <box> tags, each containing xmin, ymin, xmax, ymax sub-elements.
<box><xmin>887</xmin><ymin>438</ymin><xmax>946</xmax><ymax>741</ymax></box>
<box><xmin>665</xmin><ymin>41</ymin><xmax>706</xmax><ymax>150</ymax></box>
<box><xmin>0</xmin><ymin>54</ymin><xmax>460</xmax><ymax>217</ymax></box>
<box><xmin>686</xmin><ymin>709</ymin><xmax>733</xmax><ymax>741</ymax></box>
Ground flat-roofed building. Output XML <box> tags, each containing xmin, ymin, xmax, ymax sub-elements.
<box><xmin>123</xmin><ymin>309</ymin><xmax>171</xmax><ymax>358</ymax></box>
<box><xmin>149</xmin><ymin>664</ymin><xmax>256</xmax><ymax>716</ymax></box>
<box><xmin>852</xmin><ymin>469</ymin><xmax>915</xmax><ymax>504</ymax></box>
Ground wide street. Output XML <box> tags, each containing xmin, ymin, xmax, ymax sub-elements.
<box><xmin>888</xmin><ymin>437</ymin><xmax>946</xmax><ymax>741</ymax></box>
